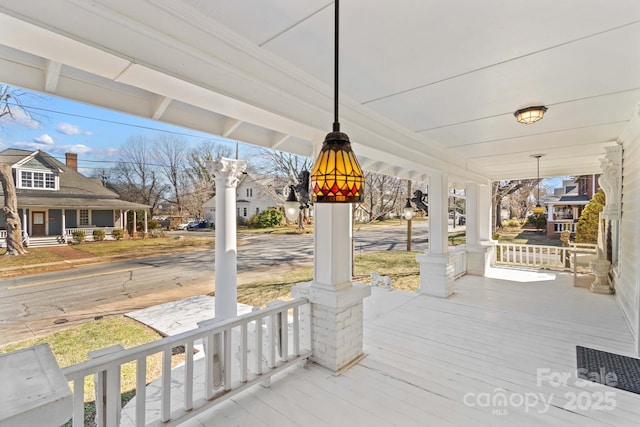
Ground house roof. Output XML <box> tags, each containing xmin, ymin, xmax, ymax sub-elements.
<box><xmin>557</xmin><ymin>195</ymin><xmax>591</xmax><ymax>203</ymax></box>
<box><xmin>0</xmin><ymin>148</ymin><xmax>150</xmax><ymax>210</ymax></box>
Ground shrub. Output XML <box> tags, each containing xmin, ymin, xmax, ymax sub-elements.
<box><xmin>92</xmin><ymin>229</ymin><xmax>106</xmax><ymax>241</ymax></box>
<box><xmin>527</xmin><ymin>214</ymin><xmax>547</xmax><ymax>230</ymax></box>
<box><xmin>501</xmin><ymin>218</ymin><xmax>522</xmax><ymax>228</ymax></box>
<box><xmin>112</xmin><ymin>229</ymin><xmax>125</xmax><ymax>240</ymax></box>
<box><xmin>575</xmin><ymin>188</ymin><xmax>605</xmax><ymax>244</ymax></box>
<box><xmin>248</xmin><ymin>209</ymin><xmax>284</xmax><ymax>228</ymax></box>
<box><xmin>72</xmin><ymin>230</ymin><xmax>85</xmax><ymax>244</ymax></box>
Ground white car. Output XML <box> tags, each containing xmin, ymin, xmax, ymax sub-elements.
<box><xmin>176</xmin><ymin>223</ymin><xmax>190</xmax><ymax>230</ymax></box>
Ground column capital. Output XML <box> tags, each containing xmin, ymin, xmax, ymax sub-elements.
<box><xmin>209</xmin><ymin>157</ymin><xmax>247</xmax><ymax>188</ymax></box>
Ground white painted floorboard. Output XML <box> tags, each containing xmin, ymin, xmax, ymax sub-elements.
<box><xmin>181</xmin><ymin>268</ymin><xmax>640</xmax><ymax>427</ymax></box>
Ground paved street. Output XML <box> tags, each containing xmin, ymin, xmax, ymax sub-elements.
<box><xmin>0</xmin><ymin>221</ymin><xmax>448</xmax><ymax>345</ymax></box>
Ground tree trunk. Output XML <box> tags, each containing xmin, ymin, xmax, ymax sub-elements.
<box><xmin>0</xmin><ymin>164</ymin><xmax>27</xmax><ymax>255</ymax></box>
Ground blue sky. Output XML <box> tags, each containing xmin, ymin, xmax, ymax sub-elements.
<box><xmin>0</xmin><ymin>88</ymin><xmax>249</xmax><ymax>174</ymax></box>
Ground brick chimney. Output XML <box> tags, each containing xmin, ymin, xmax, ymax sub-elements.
<box><xmin>65</xmin><ymin>153</ymin><xmax>78</xmax><ymax>171</ymax></box>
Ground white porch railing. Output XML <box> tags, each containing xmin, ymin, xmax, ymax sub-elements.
<box><xmin>495</xmin><ymin>243</ymin><xmax>570</xmax><ymax>270</ymax></box>
<box><xmin>65</xmin><ymin>227</ymin><xmax>116</xmax><ymax>242</ymax></box>
<box><xmin>553</xmin><ymin>221</ymin><xmax>577</xmax><ymax>233</ymax></box>
<box><xmin>0</xmin><ymin>229</ymin><xmax>29</xmax><ymax>248</ymax></box>
<box><xmin>62</xmin><ymin>297</ymin><xmax>310</xmax><ymax>427</ymax></box>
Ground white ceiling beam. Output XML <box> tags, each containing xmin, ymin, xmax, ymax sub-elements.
<box><xmin>270</xmin><ymin>133</ymin><xmax>290</xmax><ymax>149</ymax></box>
<box><xmin>223</xmin><ymin>119</ymin><xmax>243</xmax><ymax>138</ymax></box>
<box><xmin>152</xmin><ymin>96</ymin><xmax>172</xmax><ymax>120</ymax></box>
<box><xmin>43</xmin><ymin>60</ymin><xmax>61</xmax><ymax>93</ymax></box>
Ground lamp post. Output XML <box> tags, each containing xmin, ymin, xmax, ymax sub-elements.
<box><xmin>404</xmin><ymin>181</ymin><xmax>413</xmax><ymax>251</ymax></box>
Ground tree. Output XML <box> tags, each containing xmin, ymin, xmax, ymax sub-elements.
<box><xmin>254</xmin><ymin>148</ymin><xmax>312</xmax><ymax>182</ymax></box>
<box><xmin>362</xmin><ymin>172</ymin><xmax>404</xmax><ymax>222</ymax></box>
<box><xmin>0</xmin><ymin>164</ymin><xmax>27</xmax><ymax>255</ymax></box>
<box><xmin>0</xmin><ymin>85</ymin><xmax>38</xmax><ymax>255</ymax></box>
<box><xmin>111</xmin><ymin>135</ymin><xmax>167</xmax><ymax>212</ymax></box>
<box><xmin>182</xmin><ymin>140</ymin><xmax>233</xmax><ymax>218</ymax></box>
<box><xmin>154</xmin><ymin>135</ymin><xmax>189</xmax><ymax>211</ymax></box>
<box><xmin>575</xmin><ymin>188</ymin><xmax>605</xmax><ymax>244</ymax></box>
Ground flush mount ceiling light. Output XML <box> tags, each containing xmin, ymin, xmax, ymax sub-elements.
<box><xmin>514</xmin><ymin>106</ymin><xmax>548</xmax><ymax>125</ymax></box>
<box><xmin>531</xmin><ymin>154</ymin><xmax>545</xmax><ymax>216</ymax></box>
<box><xmin>309</xmin><ymin>0</ymin><xmax>364</xmax><ymax>203</ymax></box>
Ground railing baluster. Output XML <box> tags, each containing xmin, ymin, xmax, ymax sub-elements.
<box><xmin>293</xmin><ymin>306</ymin><xmax>300</xmax><ymax>356</ymax></box>
<box><xmin>256</xmin><ymin>317</ymin><xmax>263</xmax><ymax>375</ymax></box>
<box><xmin>269</xmin><ymin>313</ymin><xmax>277</xmax><ymax>369</ymax></box>
<box><xmin>241</xmin><ymin>323</ymin><xmax>248</xmax><ymax>383</ymax></box>
<box><xmin>136</xmin><ymin>357</ymin><xmax>147</xmax><ymax>426</ymax></box>
<box><xmin>184</xmin><ymin>341</ymin><xmax>194</xmax><ymax>411</ymax></box>
<box><xmin>223</xmin><ymin>329</ymin><xmax>232</xmax><ymax>391</ymax></box>
<box><xmin>280</xmin><ymin>309</ymin><xmax>289</xmax><ymax>362</ymax></box>
<box><xmin>205</xmin><ymin>334</ymin><xmax>214</xmax><ymax>399</ymax></box>
<box><xmin>161</xmin><ymin>349</ymin><xmax>172</xmax><ymax>422</ymax></box>
<box><xmin>72</xmin><ymin>378</ymin><xmax>84</xmax><ymax>427</ymax></box>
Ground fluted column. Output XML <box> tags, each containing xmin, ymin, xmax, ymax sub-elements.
<box><xmin>209</xmin><ymin>157</ymin><xmax>247</xmax><ymax>319</ymax></box>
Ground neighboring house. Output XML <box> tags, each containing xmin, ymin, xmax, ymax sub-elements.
<box><xmin>0</xmin><ymin>148</ymin><xmax>150</xmax><ymax>245</ymax></box>
<box><xmin>204</xmin><ymin>173</ymin><xmax>287</xmax><ymax>226</ymax></box>
<box><xmin>543</xmin><ymin>174</ymin><xmax>600</xmax><ymax>236</ymax></box>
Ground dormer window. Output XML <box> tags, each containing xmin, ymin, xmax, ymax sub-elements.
<box><xmin>18</xmin><ymin>170</ymin><xmax>58</xmax><ymax>190</ymax></box>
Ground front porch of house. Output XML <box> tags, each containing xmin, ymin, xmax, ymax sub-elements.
<box><xmin>177</xmin><ymin>269</ymin><xmax>639</xmax><ymax>426</ymax></box>
<box><xmin>99</xmin><ymin>268</ymin><xmax>640</xmax><ymax>426</ymax></box>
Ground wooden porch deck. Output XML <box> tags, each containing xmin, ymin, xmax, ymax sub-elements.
<box><xmin>180</xmin><ymin>268</ymin><xmax>640</xmax><ymax>427</ymax></box>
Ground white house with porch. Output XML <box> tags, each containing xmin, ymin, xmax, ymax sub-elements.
<box><xmin>203</xmin><ymin>173</ymin><xmax>287</xmax><ymax>226</ymax></box>
<box><xmin>0</xmin><ymin>1</ymin><xmax>639</xmax><ymax>426</ymax></box>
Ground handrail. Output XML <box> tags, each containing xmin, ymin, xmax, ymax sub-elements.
<box><xmin>63</xmin><ymin>297</ymin><xmax>310</xmax><ymax>427</ymax></box>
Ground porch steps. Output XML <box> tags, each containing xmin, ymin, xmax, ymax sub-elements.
<box><xmin>27</xmin><ymin>236</ymin><xmax>66</xmax><ymax>248</ymax></box>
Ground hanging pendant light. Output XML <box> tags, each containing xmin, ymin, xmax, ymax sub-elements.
<box><xmin>531</xmin><ymin>154</ymin><xmax>545</xmax><ymax>216</ymax></box>
<box><xmin>310</xmin><ymin>0</ymin><xmax>364</xmax><ymax>203</ymax></box>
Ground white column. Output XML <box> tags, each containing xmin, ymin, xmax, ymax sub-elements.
<box><xmin>548</xmin><ymin>203</ymin><xmax>555</xmax><ymax>221</ymax></box>
<box><xmin>210</xmin><ymin>157</ymin><xmax>247</xmax><ymax>320</ymax></box>
<box><xmin>293</xmin><ymin>203</ymin><xmax>370</xmax><ymax>372</ymax></box>
<box><xmin>61</xmin><ymin>210</ymin><xmax>66</xmax><ymax>242</ymax></box>
<box><xmin>144</xmin><ymin>211</ymin><xmax>148</xmax><ymax>237</ymax></box>
<box><xmin>416</xmin><ymin>174</ymin><xmax>455</xmax><ymax>297</ymax></box>
<box><xmin>22</xmin><ymin>211</ymin><xmax>27</xmax><ymax>236</ymax></box>
<box><xmin>464</xmin><ymin>182</ymin><xmax>495</xmax><ymax>276</ymax></box>
<box><xmin>132</xmin><ymin>211</ymin><xmax>138</xmax><ymax>237</ymax></box>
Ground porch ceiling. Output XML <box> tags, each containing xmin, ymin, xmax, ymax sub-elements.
<box><xmin>0</xmin><ymin>1</ymin><xmax>638</xmax><ymax>183</ymax></box>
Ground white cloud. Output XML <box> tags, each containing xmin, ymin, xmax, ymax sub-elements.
<box><xmin>13</xmin><ymin>141</ymin><xmax>51</xmax><ymax>151</ymax></box>
<box><xmin>34</xmin><ymin>134</ymin><xmax>54</xmax><ymax>145</ymax></box>
<box><xmin>58</xmin><ymin>144</ymin><xmax>93</xmax><ymax>155</ymax></box>
<box><xmin>0</xmin><ymin>107</ymin><xmax>40</xmax><ymax>129</ymax></box>
<box><xmin>56</xmin><ymin>122</ymin><xmax>88</xmax><ymax>135</ymax></box>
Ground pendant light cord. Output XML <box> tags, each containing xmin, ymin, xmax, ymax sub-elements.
<box><xmin>333</xmin><ymin>0</ymin><xmax>340</xmax><ymax>132</ymax></box>
<box><xmin>537</xmin><ymin>156</ymin><xmax>540</xmax><ymax>205</ymax></box>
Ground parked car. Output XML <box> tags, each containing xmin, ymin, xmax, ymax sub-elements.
<box><xmin>176</xmin><ymin>222</ymin><xmax>190</xmax><ymax>230</ymax></box>
<box><xmin>187</xmin><ymin>220</ymin><xmax>207</xmax><ymax>230</ymax></box>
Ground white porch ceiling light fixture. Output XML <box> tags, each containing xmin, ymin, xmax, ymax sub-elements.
<box><xmin>309</xmin><ymin>0</ymin><xmax>364</xmax><ymax>203</ymax></box>
<box><xmin>514</xmin><ymin>106</ymin><xmax>548</xmax><ymax>125</ymax></box>
<box><xmin>531</xmin><ymin>154</ymin><xmax>545</xmax><ymax>216</ymax></box>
